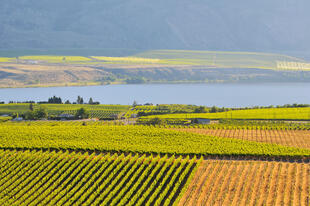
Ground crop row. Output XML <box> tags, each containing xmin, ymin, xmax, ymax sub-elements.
<box><xmin>0</xmin><ymin>104</ymin><xmax>130</xmax><ymax>116</ymax></box>
<box><xmin>0</xmin><ymin>149</ymin><xmax>198</xmax><ymax>206</ymax></box>
<box><xmin>180</xmin><ymin>160</ymin><xmax>310</xmax><ymax>206</ymax></box>
<box><xmin>155</xmin><ymin>122</ymin><xmax>310</xmax><ymax>130</ymax></box>
<box><xmin>141</xmin><ymin>107</ymin><xmax>310</xmax><ymax>120</ymax></box>
<box><xmin>174</xmin><ymin>128</ymin><xmax>310</xmax><ymax>150</ymax></box>
<box><xmin>0</xmin><ymin>124</ymin><xmax>309</xmax><ymax>157</ymax></box>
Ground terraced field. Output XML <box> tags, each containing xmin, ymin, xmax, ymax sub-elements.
<box><xmin>175</xmin><ymin>128</ymin><xmax>310</xmax><ymax>149</ymax></box>
<box><xmin>180</xmin><ymin>160</ymin><xmax>310</xmax><ymax>206</ymax></box>
<box><xmin>0</xmin><ymin>149</ymin><xmax>198</xmax><ymax>206</ymax></box>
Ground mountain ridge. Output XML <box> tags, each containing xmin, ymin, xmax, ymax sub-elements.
<box><xmin>1</xmin><ymin>0</ymin><xmax>310</xmax><ymax>58</ymax></box>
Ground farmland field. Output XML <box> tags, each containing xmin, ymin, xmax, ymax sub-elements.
<box><xmin>135</xmin><ymin>50</ymin><xmax>308</xmax><ymax>69</ymax></box>
<box><xmin>0</xmin><ymin>123</ymin><xmax>309</xmax><ymax>157</ymax></box>
<box><xmin>1</xmin><ymin>107</ymin><xmax>310</xmax><ymax>205</ymax></box>
<box><xmin>0</xmin><ymin>149</ymin><xmax>198</xmax><ymax>206</ymax></box>
<box><xmin>174</xmin><ymin>128</ymin><xmax>310</xmax><ymax>149</ymax></box>
<box><xmin>141</xmin><ymin>107</ymin><xmax>310</xmax><ymax>121</ymax></box>
<box><xmin>0</xmin><ymin>104</ymin><xmax>130</xmax><ymax>119</ymax></box>
<box><xmin>180</xmin><ymin>159</ymin><xmax>310</xmax><ymax>206</ymax></box>
<box><xmin>1</xmin><ymin>50</ymin><xmax>306</xmax><ymax>70</ymax></box>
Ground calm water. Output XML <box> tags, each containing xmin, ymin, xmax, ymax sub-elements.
<box><xmin>0</xmin><ymin>83</ymin><xmax>309</xmax><ymax>107</ymax></box>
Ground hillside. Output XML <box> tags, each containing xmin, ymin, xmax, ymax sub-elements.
<box><xmin>1</xmin><ymin>50</ymin><xmax>310</xmax><ymax>88</ymax></box>
<box><xmin>1</xmin><ymin>0</ymin><xmax>310</xmax><ymax>58</ymax></box>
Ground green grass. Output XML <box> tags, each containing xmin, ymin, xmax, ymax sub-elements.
<box><xmin>141</xmin><ymin>107</ymin><xmax>310</xmax><ymax>121</ymax></box>
<box><xmin>0</xmin><ymin>123</ymin><xmax>309</xmax><ymax>157</ymax></box>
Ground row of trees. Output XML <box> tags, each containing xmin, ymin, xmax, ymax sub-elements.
<box><xmin>7</xmin><ymin>96</ymin><xmax>100</xmax><ymax>105</ymax></box>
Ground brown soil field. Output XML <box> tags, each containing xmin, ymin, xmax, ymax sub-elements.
<box><xmin>175</xmin><ymin>129</ymin><xmax>310</xmax><ymax>149</ymax></box>
<box><xmin>179</xmin><ymin>160</ymin><xmax>310</xmax><ymax>206</ymax></box>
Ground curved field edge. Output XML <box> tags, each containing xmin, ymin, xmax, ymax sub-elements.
<box><xmin>0</xmin><ymin>149</ymin><xmax>198</xmax><ymax>206</ymax></box>
<box><xmin>0</xmin><ymin>125</ymin><xmax>309</xmax><ymax>158</ymax></box>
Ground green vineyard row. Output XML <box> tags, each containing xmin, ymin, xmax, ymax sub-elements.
<box><xmin>0</xmin><ymin>149</ymin><xmax>198</xmax><ymax>206</ymax></box>
<box><xmin>0</xmin><ymin>123</ymin><xmax>309</xmax><ymax>157</ymax></box>
<box><xmin>141</xmin><ymin>107</ymin><xmax>310</xmax><ymax>121</ymax></box>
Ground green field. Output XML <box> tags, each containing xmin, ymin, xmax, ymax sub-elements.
<box><xmin>0</xmin><ymin>123</ymin><xmax>309</xmax><ymax>157</ymax></box>
<box><xmin>1</xmin><ymin>105</ymin><xmax>310</xmax><ymax>204</ymax></box>
<box><xmin>0</xmin><ymin>149</ymin><xmax>198</xmax><ymax>206</ymax></box>
<box><xmin>0</xmin><ymin>104</ymin><xmax>130</xmax><ymax>119</ymax></box>
<box><xmin>135</xmin><ymin>50</ymin><xmax>308</xmax><ymax>69</ymax></box>
<box><xmin>140</xmin><ymin>107</ymin><xmax>310</xmax><ymax>121</ymax></box>
<box><xmin>19</xmin><ymin>56</ymin><xmax>92</xmax><ymax>63</ymax></box>
<box><xmin>1</xmin><ymin>49</ymin><xmax>309</xmax><ymax>70</ymax></box>
<box><xmin>0</xmin><ymin>57</ymin><xmax>14</xmax><ymax>62</ymax></box>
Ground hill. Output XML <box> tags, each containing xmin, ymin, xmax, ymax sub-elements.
<box><xmin>1</xmin><ymin>50</ymin><xmax>310</xmax><ymax>88</ymax></box>
<box><xmin>1</xmin><ymin>0</ymin><xmax>310</xmax><ymax>58</ymax></box>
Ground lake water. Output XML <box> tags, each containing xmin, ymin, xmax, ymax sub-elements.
<box><xmin>0</xmin><ymin>83</ymin><xmax>309</xmax><ymax>107</ymax></box>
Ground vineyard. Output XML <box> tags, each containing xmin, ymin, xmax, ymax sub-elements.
<box><xmin>1</xmin><ymin>105</ymin><xmax>310</xmax><ymax>205</ymax></box>
<box><xmin>0</xmin><ymin>123</ymin><xmax>309</xmax><ymax>157</ymax></box>
<box><xmin>125</xmin><ymin>104</ymin><xmax>206</xmax><ymax>118</ymax></box>
<box><xmin>0</xmin><ymin>104</ymin><xmax>130</xmax><ymax>119</ymax></box>
<box><xmin>174</xmin><ymin>128</ymin><xmax>310</xmax><ymax>150</ymax></box>
<box><xmin>180</xmin><ymin>159</ymin><xmax>309</xmax><ymax>206</ymax></box>
<box><xmin>141</xmin><ymin>107</ymin><xmax>310</xmax><ymax>121</ymax></box>
<box><xmin>0</xmin><ymin>149</ymin><xmax>198</xmax><ymax>206</ymax></box>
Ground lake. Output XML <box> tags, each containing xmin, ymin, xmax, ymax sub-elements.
<box><xmin>0</xmin><ymin>83</ymin><xmax>309</xmax><ymax>107</ymax></box>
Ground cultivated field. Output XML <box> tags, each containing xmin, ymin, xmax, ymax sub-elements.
<box><xmin>0</xmin><ymin>104</ymin><xmax>130</xmax><ymax>119</ymax></box>
<box><xmin>1</xmin><ymin>50</ymin><xmax>310</xmax><ymax>87</ymax></box>
<box><xmin>136</xmin><ymin>50</ymin><xmax>307</xmax><ymax>69</ymax></box>
<box><xmin>1</xmin><ymin>123</ymin><xmax>309</xmax><ymax>157</ymax></box>
<box><xmin>175</xmin><ymin>128</ymin><xmax>310</xmax><ymax>149</ymax></box>
<box><xmin>0</xmin><ymin>49</ymin><xmax>308</xmax><ymax>70</ymax></box>
<box><xmin>0</xmin><ymin>149</ymin><xmax>197</xmax><ymax>206</ymax></box>
<box><xmin>143</xmin><ymin>107</ymin><xmax>310</xmax><ymax>120</ymax></box>
<box><xmin>180</xmin><ymin>159</ymin><xmax>310</xmax><ymax>206</ymax></box>
<box><xmin>1</xmin><ymin>106</ymin><xmax>310</xmax><ymax>205</ymax></box>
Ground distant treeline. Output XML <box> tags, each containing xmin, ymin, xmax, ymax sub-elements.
<box><xmin>1</xmin><ymin>98</ymin><xmax>309</xmax><ymax>111</ymax></box>
<box><xmin>6</xmin><ymin>96</ymin><xmax>100</xmax><ymax>105</ymax></box>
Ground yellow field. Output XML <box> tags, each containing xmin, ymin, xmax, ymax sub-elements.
<box><xmin>19</xmin><ymin>56</ymin><xmax>91</xmax><ymax>63</ymax></box>
<box><xmin>180</xmin><ymin>160</ymin><xmax>310</xmax><ymax>206</ymax></box>
<box><xmin>91</xmin><ymin>56</ymin><xmax>160</xmax><ymax>64</ymax></box>
<box><xmin>175</xmin><ymin>129</ymin><xmax>310</xmax><ymax>149</ymax></box>
<box><xmin>0</xmin><ymin>57</ymin><xmax>14</xmax><ymax>62</ymax></box>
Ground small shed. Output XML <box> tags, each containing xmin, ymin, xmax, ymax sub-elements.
<box><xmin>12</xmin><ymin>117</ymin><xmax>23</xmax><ymax>121</ymax></box>
<box><xmin>192</xmin><ymin>118</ymin><xmax>211</xmax><ymax>124</ymax></box>
<box><xmin>59</xmin><ymin>114</ymin><xmax>75</xmax><ymax>120</ymax></box>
